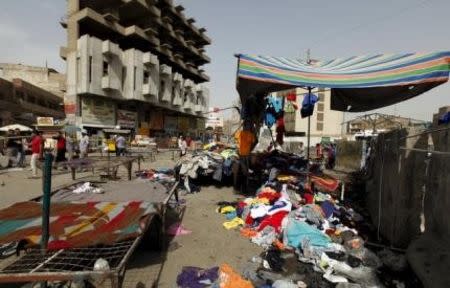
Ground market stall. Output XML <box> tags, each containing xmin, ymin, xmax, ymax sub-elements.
<box><xmin>0</xmin><ymin>179</ymin><xmax>179</xmax><ymax>287</ymax></box>
<box><xmin>201</xmin><ymin>51</ymin><xmax>450</xmax><ymax>287</ymax></box>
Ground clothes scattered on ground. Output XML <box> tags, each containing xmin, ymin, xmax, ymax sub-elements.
<box><xmin>211</xmin><ymin>149</ymin><xmax>404</xmax><ymax>288</ymax></box>
<box><xmin>72</xmin><ymin>182</ymin><xmax>104</xmax><ymax>194</ymax></box>
<box><xmin>176</xmin><ymin>266</ymin><xmax>219</xmax><ymax>288</ymax></box>
<box><xmin>167</xmin><ymin>223</ymin><xmax>192</xmax><ymax>236</ymax></box>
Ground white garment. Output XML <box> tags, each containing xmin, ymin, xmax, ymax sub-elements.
<box><xmin>30</xmin><ymin>153</ymin><xmax>39</xmax><ymax>176</ymax></box>
<box><xmin>250</xmin><ymin>205</ymin><xmax>270</xmax><ymax>219</ymax></box>
<box><xmin>79</xmin><ymin>135</ymin><xmax>89</xmax><ymax>153</ymax></box>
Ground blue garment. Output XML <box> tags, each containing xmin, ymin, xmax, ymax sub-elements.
<box><xmin>285</xmin><ymin>218</ymin><xmax>331</xmax><ymax>248</ymax></box>
<box><xmin>265</xmin><ymin>96</ymin><xmax>283</xmax><ymax>127</ymax></box>
<box><xmin>302</xmin><ymin>93</ymin><xmax>318</xmax><ymax>106</ymax></box>
<box><xmin>225</xmin><ymin>211</ymin><xmax>237</xmax><ymax>220</ymax></box>
<box><xmin>301</xmin><ymin>93</ymin><xmax>318</xmax><ymax>118</ymax></box>
<box><xmin>321</xmin><ymin>200</ymin><xmax>337</xmax><ymax>218</ymax></box>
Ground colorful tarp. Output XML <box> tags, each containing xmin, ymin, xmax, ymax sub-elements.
<box><xmin>236</xmin><ymin>52</ymin><xmax>450</xmax><ymax>111</ymax></box>
<box><xmin>0</xmin><ymin>201</ymin><xmax>156</xmax><ymax>250</ymax></box>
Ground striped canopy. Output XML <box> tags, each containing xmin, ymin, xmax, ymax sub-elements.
<box><xmin>236</xmin><ymin>52</ymin><xmax>450</xmax><ymax>112</ymax></box>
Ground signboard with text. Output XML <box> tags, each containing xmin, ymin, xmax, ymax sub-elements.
<box><xmin>81</xmin><ymin>97</ymin><xmax>116</xmax><ymax>126</ymax></box>
<box><xmin>117</xmin><ymin>109</ymin><xmax>137</xmax><ymax>128</ymax></box>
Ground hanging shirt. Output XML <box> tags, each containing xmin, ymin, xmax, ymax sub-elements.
<box><xmin>301</xmin><ymin>93</ymin><xmax>319</xmax><ymax>118</ymax></box>
<box><xmin>235</xmin><ymin>130</ymin><xmax>256</xmax><ymax>156</ymax></box>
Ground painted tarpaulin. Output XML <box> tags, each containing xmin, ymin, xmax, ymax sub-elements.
<box><xmin>236</xmin><ymin>52</ymin><xmax>450</xmax><ymax>112</ymax></box>
<box><xmin>0</xmin><ymin>201</ymin><xmax>156</xmax><ymax>250</ymax></box>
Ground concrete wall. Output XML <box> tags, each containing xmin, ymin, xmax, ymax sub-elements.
<box><xmin>364</xmin><ymin>126</ymin><xmax>448</xmax><ymax>248</ymax></box>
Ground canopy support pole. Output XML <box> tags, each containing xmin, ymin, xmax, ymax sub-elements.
<box><xmin>307</xmin><ymin>87</ymin><xmax>312</xmax><ymax>183</ymax></box>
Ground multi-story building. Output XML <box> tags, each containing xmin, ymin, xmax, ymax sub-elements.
<box><xmin>279</xmin><ymin>88</ymin><xmax>344</xmax><ymax>145</ymax></box>
<box><xmin>61</xmin><ymin>0</ymin><xmax>210</xmax><ymax>138</ymax></box>
<box><xmin>205</xmin><ymin>107</ymin><xmax>224</xmax><ymax>130</ymax></box>
<box><xmin>0</xmin><ymin>64</ymin><xmax>65</xmax><ymax>126</ymax></box>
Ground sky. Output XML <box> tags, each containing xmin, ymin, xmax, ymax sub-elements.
<box><xmin>0</xmin><ymin>0</ymin><xmax>449</xmax><ymax>121</ymax></box>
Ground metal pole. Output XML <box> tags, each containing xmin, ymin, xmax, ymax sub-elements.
<box><xmin>41</xmin><ymin>153</ymin><xmax>53</xmax><ymax>288</ymax></box>
<box><xmin>306</xmin><ymin>87</ymin><xmax>312</xmax><ymax>181</ymax></box>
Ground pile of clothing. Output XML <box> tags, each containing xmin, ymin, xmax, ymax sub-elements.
<box><xmin>176</xmin><ymin>263</ymin><xmax>253</xmax><ymax>288</ymax></box>
<box><xmin>174</xmin><ymin>148</ymin><xmax>239</xmax><ymax>193</ymax></box>
<box><xmin>217</xmin><ymin>176</ymin><xmax>385</xmax><ymax>287</ymax></box>
<box><xmin>135</xmin><ymin>168</ymin><xmax>176</xmax><ymax>188</ymax></box>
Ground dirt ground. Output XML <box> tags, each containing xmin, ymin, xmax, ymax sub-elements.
<box><xmin>0</xmin><ymin>153</ymin><xmax>262</xmax><ymax>288</ymax></box>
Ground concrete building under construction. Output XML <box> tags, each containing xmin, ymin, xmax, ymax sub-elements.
<box><xmin>61</xmin><ymin>0</ymin><xmax>211</xmax><ymax>138</ymax></box>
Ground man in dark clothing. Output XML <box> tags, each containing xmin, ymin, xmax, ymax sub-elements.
<box><xmin>54</xmin><ymin>132</ymin><xmax>66</xmax><ymax>165</ymax></box>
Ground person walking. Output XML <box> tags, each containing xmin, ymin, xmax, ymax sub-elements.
<box><xmin>54</xmin><ymin>131</ymin><xmax>67</xmax><ymax>167</ymax></box>
<box><xmin>298</xmin><ymin>141</ymin><xmax>305</xmax><ymax>158</ymax></box>
<box><xmin>66</xmin><ymin>134</ymin><xmax>74</xmax><ymax>161</ymax></box>
<box><xmin>115</xmin><ymin>134</ymin><xmax>126</xmax><ymax>156</ymax></box>
<box><xmin>79</xmin><ymin>131</ymin><xmax>89</xmax><ymax>159</ymax></box>
<box><xmin>14</xmin><ymin>128</ymin><xmax>25</xmax><ymax>167</ymax></box>
<box><xmin>178</xmin><ymin>135</ymin><xmax>187</xmax><ymax>157</ymax></box>
<box><xmin>28</xmin><ymin>131</ymin><xmax>42</xmax><ymax>178</ymax></box>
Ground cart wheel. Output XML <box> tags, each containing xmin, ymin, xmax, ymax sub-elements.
<box><xmin>142</xmin><ymin>217</ymin><xmax>163</xmax><ymax>251</ymax></box>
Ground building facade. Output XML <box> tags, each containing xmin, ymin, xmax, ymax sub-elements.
<box><xmin>279</xmin><ymin>88</ymin><xmax>344</xmax><ymax>145</ymax></box>
<box><xmin>205</xmin><ymin>108</ymin><xmax>224</xmax><ymax>129</ymax></box>
<box><xmin>61</xmin><ymin>0</ymin><xmax>210</xmax><ymax>137</ymax></box>
<box><xmin>0</xmin><ymin>64</ymin><xmax>65</xmax><ymax>126</ymax></box>
<box><xmin>0</xmin><ymin>78</ymin><xmax>65</xmax><ymax>127</ymax></box>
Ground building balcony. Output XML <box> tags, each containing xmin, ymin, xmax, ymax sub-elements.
<box><xmin>173</xmin><ymin>94</ymin><xmax>182</xmax><ymax>107</ymax></box>
<box><xmin>194</xmin><ymin>104</ymin><xmax>203</xmax><ymax>113</ymax></box>
<box><xmin>143</xmin><ymin>83</ymin><xmax>158</xmax><ymax>99</ymax></box>
<box><xmin>182</xmin><ymin>100</ymin><xmax>193</xmax><ymax>111</ymax></box>
<box><xmin>102</xmin><ymin>40</ymin><xmax>120</xmax><ymax>56</ymax></box>
<box><xmin>173</xmin><ymin>72</ymin><xmax>183</xmax><ymax>83</ymax></box>
<box><xmin>143</xmin><ymin>52</ymin><xmax>158</xmax><ymax>66</ymax></box>
<box><xmin>160</xmin><ymin>64</ymin><xmax>172</xmax><ymax>76</ymax></box>
<box><xmin>102</xmin><ymin>76</ymin><xmax>113</xmax><ymax>90</ymax></box>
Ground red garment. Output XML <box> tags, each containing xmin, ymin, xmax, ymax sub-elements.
<box><xmin>257</xmin><ymin>211</ymin><xmax>289</xmax><ymax>233</ymax></box>
<box><xmin>303</xmin><ymin>193</ymin><xmax>314</xmax><ymax>204</ymax></box>
<box><xmin>30</xmin><ymin>136</ymin><xmax>42</xmax><ymax>154</ymax></box>
<box><xmin>286</xmin><ymin>92</ymin><xmax>297</xmax><ymax>102</ymax></box>
<box><xmin>258</xmin><ymin>192</ymin><xmax>281</xmax><ymax>203</ymax></box>
<box><xmin>57</xmin><ymin>137</ymin><xmax>66</xmax><ymax>150</ymax></box>
<box><xmin>245</xmin><ymin>214</ymin><xmax>254</xmax><ymax>226</ymax></box>
<box><xmin>276</xmin><ymin>118</ymin><xmax>285</xmax><ymax>145</ymax></box>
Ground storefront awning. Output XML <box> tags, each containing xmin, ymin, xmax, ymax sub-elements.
<box><xmin>236</xmin><ymin>52</ymin><xmax>450</xmax><ymax>112</ymax></box>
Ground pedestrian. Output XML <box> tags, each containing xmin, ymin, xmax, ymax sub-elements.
<box><xmin>115</xmin><ymin>134</ymin><xmax>126</xmax><ymax>156</ymax></box>
<box><xmin>316</xmin><ymin>143</ymin><xmax>323</xmax><ymax>159</ymax></box>
<box><xmin>14</xmin><ymin>128</ymin><xmax>25</xmax><ymax>167</ymax></box>
<box><xmin>28</xmin><ymin>130</ymin><xmax>42</xmax><ymax>178</ymax></box>
<box><xmin>178</xmin><ymin>135</ymin><xmax>187</xmax><ymax>157</ymax></box>
<box><xmin>298</xmin><ymin>141</ymin><xmax>305</xmax><ymax>158</ymax></box>
<box><xmin>79</xmin><ymin>131</ymin><xmax>89</xmax><ymax>159</ymax></box>
<box><xmin>5</xmin><ymin>129</ymin><xmax>17</xmax><ymax>167</ymax></box>
<box><xmin>54</xmin><ymin>131</ymin><xmax>66</xmax><ymax>166</ymax></box>
<box><xmin>66</xmin><ymin>134</ymin><xmax>74</xmax><ymax>161</ymax></box>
